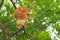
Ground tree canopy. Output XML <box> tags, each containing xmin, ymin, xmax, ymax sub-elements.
<box><xmin>0</xmin><ymin>0</ymin><xmax>60</xmax><ymax>40</ymax></box>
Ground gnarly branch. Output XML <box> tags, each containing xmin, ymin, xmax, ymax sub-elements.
<box><xmin>0</xmin><ymin>0</ymin><xmax>4</xmax><ymax>9</ymax></box>
<box><xmin>9</xmin><ymin>26</ymin><xmax>32</xmax><ymax>40</ymax></box>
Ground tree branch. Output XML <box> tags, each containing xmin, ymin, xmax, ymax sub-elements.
<box><xmin>9</xmin><ymin>28</ymin><xmax>23</xmax><ymax>37</ymax></box>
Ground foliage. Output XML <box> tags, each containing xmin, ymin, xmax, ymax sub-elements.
<box><xmin>0</xmin><ymin>0</ymin><xmax>60</xmax><ymax>40</ymax></box>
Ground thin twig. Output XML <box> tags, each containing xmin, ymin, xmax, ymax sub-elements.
<box><xmin>10</xmin><ymin>0</ymin><xmax>17</xmax><ymax>9</ymax></box>
<box><xmin>23</xmin><ymin>26</ymin><xmax>32</xmax><ymax>39</ymax></box>
<box><xmin>1</xmin><ymin>25</ymin><xmax>7</xmax><ymax>40</ymax></box>
<box><xmin>0</xmin><ymin>0</ymin><xmax>4</xmax><ymax>9</ymax></box>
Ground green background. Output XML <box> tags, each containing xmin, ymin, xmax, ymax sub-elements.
<box><xmin>0</xmin><ymin>0</ymin><xmax>60</xmax><ymax>40</ymax></box>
